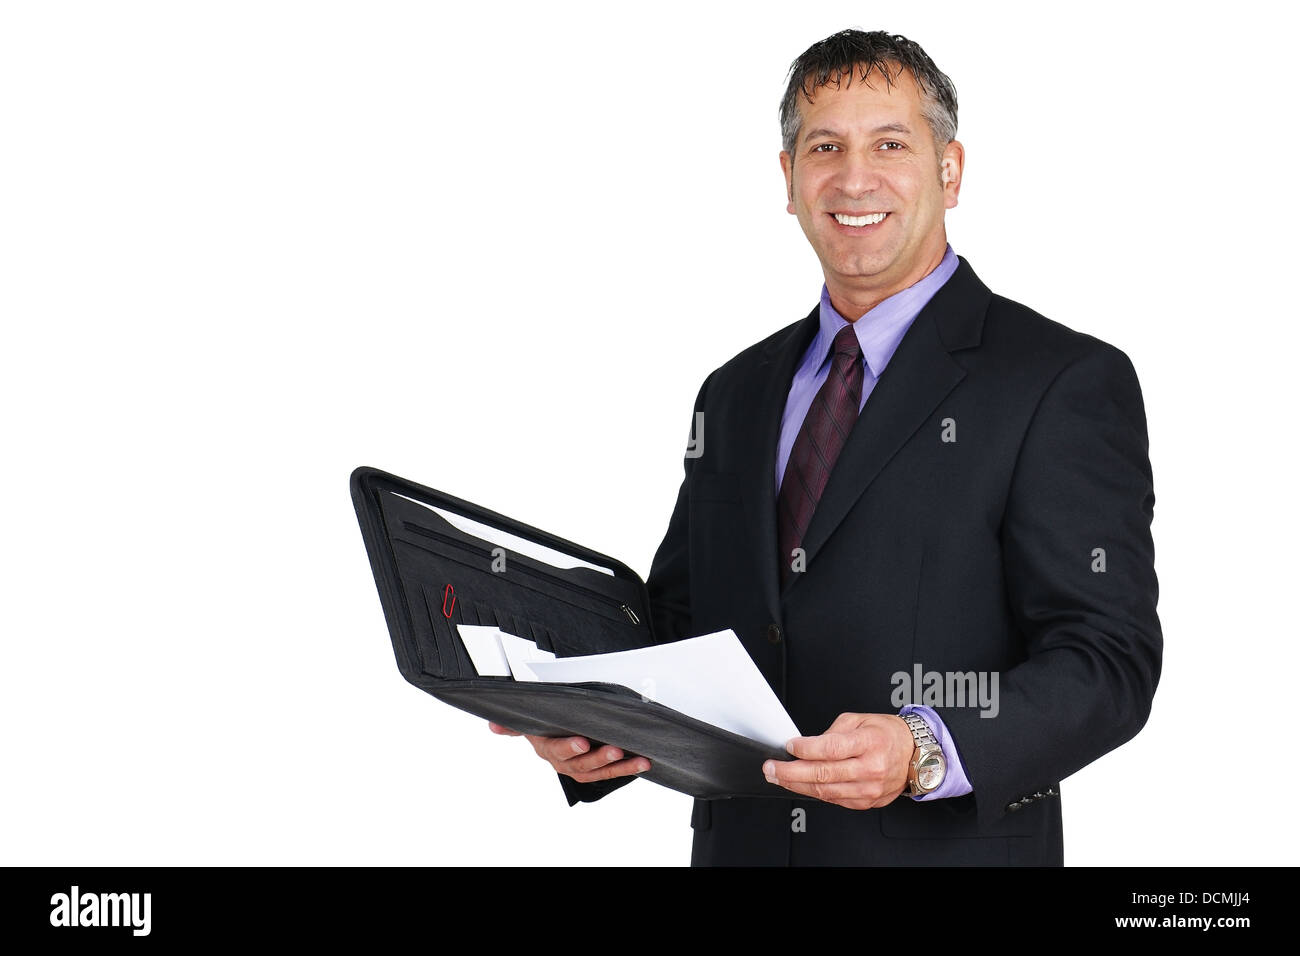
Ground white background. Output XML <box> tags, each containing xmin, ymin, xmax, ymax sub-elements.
<box><xmin>2</xmin><ymin>1</ymin><xmax>1296</xmax><ymax>866</ymax></box>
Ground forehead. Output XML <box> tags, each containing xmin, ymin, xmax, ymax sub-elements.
<box><xmin>796</xmin><ymin>63</ymin><xmax>926</xmax><ymax>137</ymax></box>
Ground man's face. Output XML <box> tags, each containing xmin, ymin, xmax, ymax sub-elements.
<box><xmin>780</xmin><ymin>64</ymin><xmax>961</xmax><ymax>305</ymax></box>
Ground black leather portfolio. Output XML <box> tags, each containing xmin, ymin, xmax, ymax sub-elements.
<box><xmin>350</xmin><ymin>466</ymin><xmax>791</xmax><ymax>800</ymax></box>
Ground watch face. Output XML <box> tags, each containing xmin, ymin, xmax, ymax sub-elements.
<box><xmin>916</xmin><ymin>752</ymin><xmax>946</xmax><ymax>791</ymax></box>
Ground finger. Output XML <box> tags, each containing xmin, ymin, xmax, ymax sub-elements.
<box><xmin>785</xmin><ymin>731</ymin><xmax>867</xmax><ymax>761</ymax></box>
<box><xmin>768</xmin><ymin>777</ymin><xmax>875</xmax><ymax>799</ymax></box>
<box><xmin>764</xmin><ymin>774</ymin><xmax>891</xmax><ymax>806</ymax></box>
<box><xmin>556</xmin><ymin>744</ymin><xmax>631</xmax><ymax>775</ymax></box>
<box><xmin>764</xmin><ymin>757</ymin><xmax>865</xmax><ymax>786</ymax></box>
<box><xmin>529</xmin><ymin>735</ymin><xmax>593</xmax><ymax>762</ymax></box>
<box><xmin>488</xmin><ymin>722</ymin><xmax>522</xmax><ymax>736</ymax></box>
<box><xmin>569</xmin><ymin>755</ymin><xmax>652</xmax><ymax>784</ymax></box>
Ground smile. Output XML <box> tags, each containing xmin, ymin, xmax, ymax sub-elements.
<box><xmin>831</xmin><ymin>212</ymin><xmax>889</xmax><ymax>227</ymax></box>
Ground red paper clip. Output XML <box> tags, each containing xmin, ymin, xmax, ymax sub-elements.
<box><xmin>441</xmin><ymin>584</ymin><xmax>456</xmax><ymax>618</ymax></box>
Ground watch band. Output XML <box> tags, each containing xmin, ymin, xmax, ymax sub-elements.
<box><xmin>902</xmin><ymin>712</ymin><xmax>937</xmax><ymax>747</ymax></box>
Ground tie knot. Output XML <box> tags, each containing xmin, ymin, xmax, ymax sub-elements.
<box><xmin>832</xmin><ymin>324</ymin><xmax>861</xmax><ymax>360</ymax></box>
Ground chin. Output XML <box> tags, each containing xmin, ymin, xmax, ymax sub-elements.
<box><xmin>834</xmin><ymin>253</ymin><xmax>895</xmax><ymax>278</ymax></box>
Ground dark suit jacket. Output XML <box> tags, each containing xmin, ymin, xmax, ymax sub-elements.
<box><xmin>563</xmin><ymin>255</ymin><xmax>1162</xmax><ymax>866</ymax></box>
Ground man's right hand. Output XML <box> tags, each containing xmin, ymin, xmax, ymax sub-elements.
<box><xmin>488</xmin><ymin>721</ymin><xmax>651</xmax><ymax>783</ymax></box>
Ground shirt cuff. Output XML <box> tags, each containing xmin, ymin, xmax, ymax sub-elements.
<box><xmin>898</xmin><ymin>704</ymin><xmax>973</xmax><ymax>801</ymax></box>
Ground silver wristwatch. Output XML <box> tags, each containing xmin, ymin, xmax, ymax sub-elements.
<box><xmin>902</xmin><ymin>713</ymin><xmax>947</xmax><ymax>796</ymax></box>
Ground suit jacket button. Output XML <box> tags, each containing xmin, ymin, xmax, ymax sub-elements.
<box><xmin>767</xmin><ymin>624</ymin><xmax>782</xmax><ymax>645</ymax></box>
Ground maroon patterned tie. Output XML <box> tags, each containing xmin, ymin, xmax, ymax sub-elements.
<box><xmin>777</xmin><ymin>324</ymin><xmax>864</xmax><ymax>587</ymax></box>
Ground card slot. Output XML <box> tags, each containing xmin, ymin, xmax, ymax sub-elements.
<box><xmin>459</xmin><ymin>600</ymin><xmax>480</xmax><ymax>626</ymax></box>
<box><xmin>410</xmin><ymin>582</ymin><xmax>462</xmax><ymax>679</ymax></box>
<box><xmin>506</xmin><ymin>612</ymin><xmax>526</xmax><ymax>640</ymax></box>
<box><xmin>529</xmin><ymin>623</ymin><xmax>554</xmax><ymax>654</ymax></box>
<box><xmin>492</xmin><ymin>607</ymin><xmax>512</xmax><ymax>635</ymax></box>
<box><xmin>414</xmin><ymin>585</ymin><xmax>442</xmax><ymax>675</ymax></box>
<box><xmin>450</xmin><ymin>623</ymin><xmax>476</xmax><ymax>679</ymax></box>
<box><xmin>519</xmin><ymin>616</ymin><xmax>540</xmax><ymax>648</ymax></box>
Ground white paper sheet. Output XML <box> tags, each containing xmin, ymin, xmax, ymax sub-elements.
<box><xmin>498</xmin><ymin>631</ymin><xmax>556</xmax><ymax>681</ymax></box>
<box><xmin>456</xmin><ymin>625</ymin><xmax>556</xmax><ymax>680</ymax></box>
<box><xmin>455</xmin><ymin>624</ymin><xmax>512</xmax><ymax>677</ymax></box>
<box><xmin>520</xmin><ymin>629</ymin><xmax>799</xmax><ymax>749</ymax></box>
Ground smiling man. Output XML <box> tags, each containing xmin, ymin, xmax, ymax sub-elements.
<box><xmin>779</xmin><ymin>68</ymin><xmax>959</xmax><ymax>323</ymax></box>
<box><xmin>492</xmin><ymin>28</ymin><xmax>1162</xmax><ymax>867</ymax></box>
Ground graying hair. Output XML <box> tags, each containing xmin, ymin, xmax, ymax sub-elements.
<box><xmin>779</xmin><ymin>29</ymin><xmax>958</xmax><ymax>162</ymax></box>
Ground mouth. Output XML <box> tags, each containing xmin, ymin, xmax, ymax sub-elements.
<box><xmin>828</xmin><ymin>211</ymin><xmax>889</xmax><ymax>231</ymax></box>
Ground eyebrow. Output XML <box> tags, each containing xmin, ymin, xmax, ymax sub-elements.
<box><xmin>802</xmin><ymin>123</ymin><xmax>913</xmax><ymax>144</ymax></box>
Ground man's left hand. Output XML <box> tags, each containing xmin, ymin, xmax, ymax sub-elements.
<box><xmin>762</xmin><ymin>712</ymin><xmax>915</xmax><ymax>809</ymax></box>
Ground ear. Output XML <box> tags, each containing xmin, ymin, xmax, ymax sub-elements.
<box><xmin>779</xmin><ymin>151</ymin><xmax>795</xmax><ymax>214</ymax></box>
<box><xmin>940</xmin><ymin>140</ymin><xmax>964</xmax><ymax>208</ymax></box>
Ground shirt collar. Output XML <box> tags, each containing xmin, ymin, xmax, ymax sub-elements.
<box><xmin>810</xmin><ymin>243</ymin><xmax>959</xmax><ymax>378</ymax></box>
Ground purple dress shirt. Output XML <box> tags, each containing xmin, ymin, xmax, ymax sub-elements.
<box><xmin>775</xmin><ymin>242</ymin><xmax>972</xmax><ymax>801</ymax></box>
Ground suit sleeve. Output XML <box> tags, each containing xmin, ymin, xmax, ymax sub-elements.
<box><xmin>644</xmin><ymin>370</ymin><xmax>715</xmax><ymax>646</ymax></box>
<box><xmin>557</xmin><ymin>371</ymin><xmax>713</xmax><ymax>806</ymax></box>
<box><xmin>937</xmin><ymin>342</ymin><xmax>1162</xmax><ymax>833</ymax></box>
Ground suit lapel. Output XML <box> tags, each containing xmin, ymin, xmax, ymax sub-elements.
<box><xmin>738</xmin><ymin>256</ymin><xmax>991</xmax><ymax>606</ymax></box>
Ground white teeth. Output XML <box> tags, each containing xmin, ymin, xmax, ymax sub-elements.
<box><xmin>834</xmin><ymin>212</ymin><xmax>887</xmax><ymax>226</ymax></box>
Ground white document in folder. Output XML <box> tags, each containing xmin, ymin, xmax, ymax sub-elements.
<box><xmin>519</xmin><ymin>629</ymin><xmax>800</xmax><ymax>750</ymax></box>
<box><xmin>456</xmin><ymin>624</ymin><xmax>556</xmax><ymax>678</ymax></box>
<box><xmin>456</xmin><ymin>624</ymin><xmax>514</xmax><ymax>677</ymax></box>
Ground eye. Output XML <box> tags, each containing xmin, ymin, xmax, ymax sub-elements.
<box><xmin>811</xmin><ymin>143</ymin><xmax>839</xmax><ymax>153</ymax></box>
<box><xmin>879</xmin><ymin>141</ymin><xmax>905</xmax><ymax>151</ymax></box>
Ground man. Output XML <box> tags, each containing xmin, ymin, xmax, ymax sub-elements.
<box><xmin>491</xmin><ymin>28</ymin><xmax>1161</xmax><ymax>866</ymax></box>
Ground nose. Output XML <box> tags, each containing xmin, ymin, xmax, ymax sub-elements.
<box><xmin>835</xmin><ymin>147</ymin><xmax>884</xmax><ymax>200</ymax></box>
